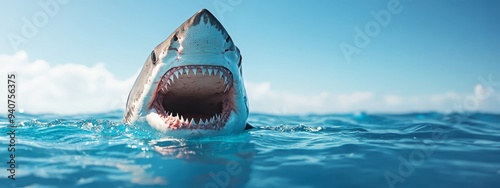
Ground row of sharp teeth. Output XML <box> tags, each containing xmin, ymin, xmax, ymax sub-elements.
<box><xmin>166</xmin><ymin>112</ymin><xmax>223</xmax><ymax>126</ymax></box>
<box><xmin>163</xmin><ymin>66</ymin><xmax>230</xmax><ymax>92</ymax></box>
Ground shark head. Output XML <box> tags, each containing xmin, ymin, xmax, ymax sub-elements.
<box><xmin>123</xmin><ymin>9</ymin><xmax>248</xmax><ymax>137</ymax></box>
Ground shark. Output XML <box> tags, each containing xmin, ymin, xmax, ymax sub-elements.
<box><xmin>123</xmin><ymin>9</ymin><xmax>251</xmax><ymax>137</ymax></box>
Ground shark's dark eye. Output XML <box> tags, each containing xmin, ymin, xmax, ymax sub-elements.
<box><xmin>173</xmin><ymin>35</ymin><xmax>178</xmax><ymax>42</ymax></box>
<box><xmin>151</xmin><ymin>50</ymin><xmax>157</xmax><ymax>64</ymax></box>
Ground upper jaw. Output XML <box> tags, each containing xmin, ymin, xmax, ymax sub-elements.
<box><xmin>156</xmin><ymin>65</ymin><xmax>234</xmax><ymax>94</ymax></box>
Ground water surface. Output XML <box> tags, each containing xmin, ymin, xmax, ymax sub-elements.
<box><xmin>1</xmin><ymin>111</ymin><xmax>499</xmax><ymax>187</ymax></box>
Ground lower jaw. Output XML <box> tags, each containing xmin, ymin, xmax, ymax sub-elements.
<box><xmin>151</xmin><ymin>109</ymin><xmax>231</xmax><ymax>130</ymax></box>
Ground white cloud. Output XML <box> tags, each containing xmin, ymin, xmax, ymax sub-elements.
<box><xmin>245</xmin><ymin>82</ymin><xmax>500</xmax><ymax>114</ymax></box>
<box><xmin>245</xmin><ymin>82</ymin><xmax>380</xmax><ymax>114</ymax></box>
<box><xmin>384</xmin><ymin>94</ymin><xmax>402</xmax><ymax>105</ymax></box>
<box><xmin>1</xmin><ymin>51</ymin><xmax>499</xmax><ymax>115</ymax></box>
<box><xmin>1</xmin><ymin>51</ymin><xmax>136</xmax><ymax>114</ymax></box>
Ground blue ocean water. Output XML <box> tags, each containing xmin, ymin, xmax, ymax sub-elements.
<box><xmin>1</xmin><ymin>111</ymin><xmax>499</xmax><ymax>188</ymax></box>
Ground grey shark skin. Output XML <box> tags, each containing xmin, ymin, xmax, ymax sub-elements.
<box><xmin>123</xmin><ymin>9</ymin><xmax>249</xmax><ymax>137</ymax></box>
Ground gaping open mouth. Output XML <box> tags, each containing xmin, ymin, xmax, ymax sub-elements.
<box><xmin>151</xmin><ymin>65</ymin><xmax>234</xmax><ymax>130</ymax></box>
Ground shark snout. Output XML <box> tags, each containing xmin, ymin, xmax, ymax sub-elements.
<box><xmin>172</xmin><ymin>9</ymin><xmax>234</xmax><ymax>54</ymax></box>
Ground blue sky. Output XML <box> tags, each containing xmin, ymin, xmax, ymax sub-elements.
<box><xmin>1</xmin><ymin>0</ymin><xmax>499</xmax><ymax>114</ymax></box>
